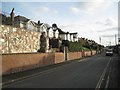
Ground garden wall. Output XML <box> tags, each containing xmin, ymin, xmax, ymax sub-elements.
<box><xmin>1</xmin><ymin>50</ymin><xmax>96</xmax><ymax>76</ymax></box>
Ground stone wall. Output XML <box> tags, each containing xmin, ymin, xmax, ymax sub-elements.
<box><xmin>0</xmin><ymin>25</ymin><xmax>40</xmax><ymax>53</ymax></box>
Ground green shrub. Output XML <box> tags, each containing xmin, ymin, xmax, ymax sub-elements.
<box><xmin>62</xmin><ymin>40</ymin><xmax>69</xmax><ymax>46</ymax></box>
<box><xmin>61</xmin><ymin>41</ymin><xmax>96</xmax><ymax>52</ymax></box>
<box><xmin>68</xmin><ymin>41</ymin><xmax>83</xmax><ymax>52</ymax></box>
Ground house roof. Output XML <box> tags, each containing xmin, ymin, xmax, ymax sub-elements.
<box><xmin>57</xmin><ymin>28</ymin><xmax>78</xmax><ymax>35</ymax></box>
<box><xmin>43</xmin><ymin>23</ymin><xmax>51</xmax><ymax>29</ymax></box>
<box><xmin>57</xmin><ymin>28</ymin><xmax>68</xmax><ymax>34</ymax></box>
<box><xmin>14</xmin><ymin>15</ymin><xmax>30</xmax><ymax>22</ymax></box>
<box><xmin>0</xmin><ymin>13</ymin><xmax>6</xmax><ymax>17</ymax></box>
<box><xmin>39</xmin><ymin>23</ymin><xmax>51</xmax><ymax>30</ymax></box>
<box><xmin>30</xmin><ymin>21</ymin><xmax>39</xmax><ymax>26</ymax></box>
<box><xmin>69</xmin><ymin>32</ymin><xmax>78</xmax><ymax>35</ymax></box>
<box><xmin>14</xmin><ymin>15</ymin><xmax>41</xmax><ymax>27</ymax></box>
<box><xmin>0</xmin><ymin>13</ymin><xmax>6</xmax><ymax>20</ymax></box>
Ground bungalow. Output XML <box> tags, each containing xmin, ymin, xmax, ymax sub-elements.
<box><xmin>51</xmin><ymin>24</ymin><xmax>78</xmax><ymax>42</ymax></box>
<box><xmin>58</xmin><ymin>29</ymin><xmax>78</xmax><ymax>42</ymax></box>
<box><xmin>14</xmin><ymin>16</ymin><xmax>53</xmax><ymax>36</ymax></box>
<box><xmin>69</xmin><ymin>32</ymin><xmax>78</xmax><ymax>42</ymax></box>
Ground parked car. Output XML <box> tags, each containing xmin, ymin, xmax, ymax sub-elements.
<box><xmin>106</xmin><ymin>49</ymin><xmax>113</xmax><ymax>56</ymax></box>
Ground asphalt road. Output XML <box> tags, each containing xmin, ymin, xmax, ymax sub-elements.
<box><xmin>3</xmin><ymin>52</ymin><xmax>119</xmax><ymax>88</ymax></box>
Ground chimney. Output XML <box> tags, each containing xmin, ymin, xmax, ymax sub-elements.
<box><xmin>38</xmin><ymin>20</ymin><xmax>40</xmax><ymax>25</ymax></box>
<box><xmin>37</xmin><ymin>20</ymin><xmax>41</xmax><ymax>32</ymax></box>
<box><xmin>10</xmin><ymin>8</ymin><xmax>14</xmax><ymax>26</ymax></box>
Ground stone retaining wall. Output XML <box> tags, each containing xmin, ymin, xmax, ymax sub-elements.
<box><xmin>0</xmin><ymin>25</ymin><xmax>40</xmax><ymax>54</ymax></box>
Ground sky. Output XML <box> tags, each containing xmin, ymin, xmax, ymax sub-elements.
<box><xmin>1</xmin><ymin>0</ymin><xmax>119</xmax><ymax>46</ymax></box>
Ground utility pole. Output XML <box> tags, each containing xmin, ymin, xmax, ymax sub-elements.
<box><xmin>99</xmin><ymin>37</ymin><xmax>101</xmax><ymax>45</ymax></box>
<box><xmin>109</xmin><ymin>41</ymin><xmax>111</xmax><ymax>46</ymax></box>
<box><xmin>115</xmin><ymin>34</ymin><xmax>117</xmax><ymax>45</ymax></box>
<box><xmin>99</xmin><ymin>37</ymin><xmax>101</xmax><ymax>53</ymax></box>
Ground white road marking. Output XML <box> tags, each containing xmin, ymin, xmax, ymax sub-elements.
<box><xmin>105</xmin><ymin>76</ymin><xmax>110</xmax><ymax>88</ymax></box>
<box><xmin>95</xmin><ymin>57</ymin><xmax>111</xmax><ymax>90</ymax></box>
<box><xmin>105</xmin><ymin>59</ymin><xmax>112</xmax><ymax>88</ymax></box>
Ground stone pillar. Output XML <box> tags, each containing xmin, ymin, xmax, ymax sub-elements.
<box><xmin>46</xmin><ymin>28</ymin><xmax>50</xmax><ymax>52</ymax></box>
<box><xmin>64</xmin><ymin>46</ymin><xmax>68</xmax><ymax>61</ymax></box>
<box><xmin>39</xmin><ymin>32</ymin><xmax>47</xmax><ymax>53</ymax></box>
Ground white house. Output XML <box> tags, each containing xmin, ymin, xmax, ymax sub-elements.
<box><xmin>57</xmin><ymin>28</ymin><xmax>78</xmax><ymax>42</ymax></box>
<box><xmin>14</xmin><ymin>15</ymin><xmax>38</xmax><ymax>32</ymax></box>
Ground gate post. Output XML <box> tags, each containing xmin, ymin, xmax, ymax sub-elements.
<box><xmin>64</xmin><ymin>46</ymin><xmax>68</xmax><ymax>61</ymax></box>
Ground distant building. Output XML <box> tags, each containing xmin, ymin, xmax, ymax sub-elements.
<box><xmin>1</xmin><ymin>12</ymin><xmax>79</xmax><ymax>53</ymax></box>
<box><xmin>1</xmin><ymin>13</ymin><xmax>52</xmax><ymax>33</ymax></box>
<box><xmin>0</xmin><ymin>13</ymin><xmax>7</xmax><ymax>24</ymax></box>
<box><xmin>0</xmin><ymin>13</ymin><xmax>11</xmax><ymax>25</ymax></box>
<box><xmin>118</xmin><ymin>38</ymin><xmax>120</xmax><ymax>45</ymax></box>
<box><xmin>57</xmin><ymin>28</ymin><xmax>78</xmax><ymax>42</ymax></box>
<box><xmin>14</xmin><ymin>15</ymin><xmax>38</xmax><ymax>31</ymax></box>
<box><xmin>69</xmin><ymin>32</ymin><xmax>78</xmax><ymax>42</ymax></box>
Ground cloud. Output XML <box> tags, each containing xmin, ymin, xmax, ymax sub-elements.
<box><xmin>95</xmin><ymin>18</ymin><xmax>117</xmax><ymax>33</ymax></box>
<box><xmin>95</xmin><ymin>18</ymin><xmax>117</xmax><ymax>27</ymax></box>
<box><xmin>1</xmin><ymin>0</ymin><xmax>119</xmax><ymax>2</ymax></box>
<box><xmin>104</xmin><ymin>18</ymin><xmax>117</xmax><ymax>26</ymax></box>
<box><xmin>36</xmin><ymin>7</ymin><xmax>51</xmax><ymax>13</ymax></box>
<box><xmin>69</xmin><ymin>7</ymin><xmax>80</xmax><ymax>14</ymax></box>
<box><xmin>53</xmin><ymin>10</ymin><xmax>58</xmax><ymax>14</ymax></box>
<box><xmin>97</xmin><ymin>27</ymin><xmax>118</xmax><ymax>33</ymax></box>
<box><xmin>69</xmin><ymin>1</ymin><xmax>113</xmax><ymax>14</ymax></box>
<box><xmin>102</xmin><ymin>34</ymin><xmax>117</xmax><ymax>38</ymax></box>
<box><xmin>36</xmin><ymin>6</ymin><xmax>58</xmax><ymax>14</ymax></box>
